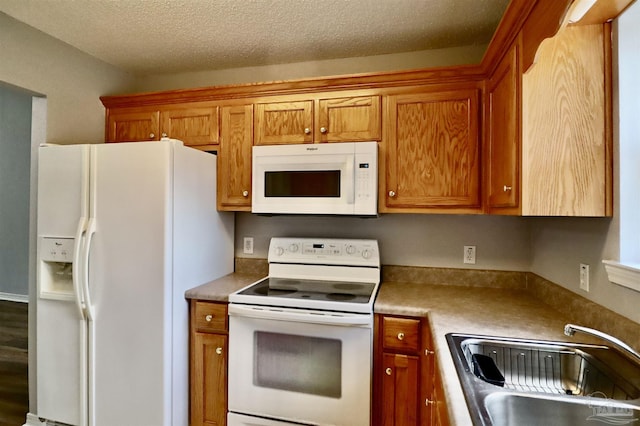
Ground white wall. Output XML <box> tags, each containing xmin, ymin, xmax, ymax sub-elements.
<box><xmin>235</xmin><ymin>213</ymin><xmax>531</xmax><ymax>271</ymax></box>
<box><xmin>133</xmin><ymin>44</ymin><xmax>487</xmax><ymax>92</ymax></box>
<box><xmin>0</xmin><ymin>12</ymin><xmax>135</xmax><ymax>143</ymax></box>
<box><xmin>0</xmin><ymin>83</ymin><xmax>32</xmax><ymax>297</ymax></box>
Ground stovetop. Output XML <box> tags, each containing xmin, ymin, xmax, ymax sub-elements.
<box><xmin>229</xmin><ymin>237</ymin><xmax>381</xmax><ymax>313</ymax></box>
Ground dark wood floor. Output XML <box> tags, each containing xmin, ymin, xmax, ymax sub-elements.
<box><xmin>0</xmin><ymin>300</ymin><xmax>28</xmax><ymax>426</ymax></box>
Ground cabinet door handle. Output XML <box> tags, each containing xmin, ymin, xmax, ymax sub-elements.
<box><xmin>304</xmin><ymin>127</ymin><xmax>311</xmax><ymax>135</ymax></box>
<box><xmin>161</xmin><ymin>132</ymin><xmax>168</xmax><ymax>138</ymax></box>
<box><xmin>149</xmin><ymin>133</ymin><xmax>155</xmax><ymax>139</ymax></box>
<box><xmin>320</xmin><ymin>127</ymin><xmax>328</xmax><ymax>134</ymax></box>
<box><xmin>242</xmin><ymin>190</ymin><xmax>249</xmax><ymax>197</ymax></box>
<box><xmin>425</xmin><ymin>349</ymin><xmax>435</xmax><ymax>356</ymax></box>
<box><xmin>503</xmin><ymin>185</ymin><xmax>513</xmax><ymax>192</ymax></box>
<box><xmin>397</xmin><ymin>332</ymin><xmax>405</xmax><ymax>341</ymax></box>
<box><xmin>426</xmin><ymin>399</ymin><xmax>435</xmax><ymax>406</ymax></box>
<box><xmin>216</xmin><ymin>347</ymin><xmax>223</xmax><ymax>355</ymax></box>
<box><xmin>388</xmin><ymin>190</ymin><xmax>396</xmax><ymax>198</ymax></box>
<box><xmin>385</xmin><ymin>368</ymin><xmax>392</xmax><ymax>376</ymax></box>
<box><xmin>205</xmin><ymin>314</ymin><xmax>213</xmax><ymax>322</ymax></box>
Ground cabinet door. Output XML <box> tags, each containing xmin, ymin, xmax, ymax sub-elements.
<box><xmin>160</xmin><ymin>106</ymin><xmax>218</xmax><ymax>149</ymax></box>
<box><xmin>218</xmin><ymin>105</ymin><xmax>253</xmax><ymax>211</ymax></box>
<box><xmin>254</xmin><ymin>101</ymin><xmax>313</xmax><ymax>145</ymax></box>
<box><xmin>384</xmin><ymin>89</ymin><xmax>480</xmax><ymax>211</ymax></box>
<box><xmin>317</xmin><ymin>95</ymin><xmax>381</xmax><ymax>142</ymax></box>
<box><xmin>106</xmin><ymin>108</ymin><xmax>159</xmax><ymax>142</ymax></box>
<box><xmin>191</xmin><ymin>332</ymin><xmax>227</xmax><ymax>426</ymax></box>
<box><xmin>487</xmin><ymin>43</ymin><xmax>520</xmax><ymax>212</ymax></box>
<box><xmin>382</xmin><ymin>353</ymin><xmax>420</xmax><ymax>426</ymax></box>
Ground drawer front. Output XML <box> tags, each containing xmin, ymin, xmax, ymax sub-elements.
<box><xmin>194</xmin><ymin>301</ymin><xmax>227</xmax><ymax>333</ymax></box>
<box><xmin>382</xmin><ymin>316</ymin><xmax>421</xmax><ymax>353</ymax></box>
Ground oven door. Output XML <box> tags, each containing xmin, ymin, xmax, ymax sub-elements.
<box><xmin>228</xmin><ymin>304</ymin><xmax>372</xmax><ymax>426</ymax></box>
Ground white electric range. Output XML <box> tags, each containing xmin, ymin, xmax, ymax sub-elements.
<box><xmin>227</xmin><ymin>237</ymin><xmax>380</xmax><ymax>426</ymax></box>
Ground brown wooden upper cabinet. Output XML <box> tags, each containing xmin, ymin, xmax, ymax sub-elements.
<box><xmin>254</xmin><ymin>95</ymin><xmax>381</xmax><ymax>145</ymax></box>
<box><xmin>107</xmin><ymin>107</ymin><xmax>159</xmax><ymax>142</ymax></box>
<box><xmin>382</xmin><ymin>87</ymin><xmax>481</xmax><ymax>213</ymax></box>
<box><xmin>486</xmin><ymin>41</ymin><xmax>521</xmax><ymax>214</ymax></box>
<box><xmin>217</xmin><ymin>104</ymin><xmax>253</xmax><ymax>211</ymax></box>
<box><xmin>106</xmin><ymin>104</ymin><xmax>218</xmax><ymax>150</ymax></box>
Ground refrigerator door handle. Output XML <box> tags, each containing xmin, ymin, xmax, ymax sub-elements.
<box><xmin>82</xmin><ymin>218</ymin><xmax>97</xmax><ymax>321</ymax></box>
<box><xmin>72</xmin><ymin>217</ymin><xmax>88</xmax><ymax>318</ymax></box>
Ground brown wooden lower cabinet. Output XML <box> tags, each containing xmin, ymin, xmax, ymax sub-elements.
<box><xmin>373</xmin><ymin>314</ymin><xmax>449</xmax><ymax>426</ymax></box>
<box><xmin>190</xmin><ymin>300</ymin><xmax>228</xmax><ymax>426</ymax></box>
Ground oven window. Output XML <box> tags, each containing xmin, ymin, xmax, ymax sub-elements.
<box><xmin>264</xmin><ymin>170</ymin><xmax>340</xmax><ymax>197</ymax></box>
<box><xmin>254</xmin><ymin>331</ymin><xmax>342</xmax><ymax>398</ymax></box>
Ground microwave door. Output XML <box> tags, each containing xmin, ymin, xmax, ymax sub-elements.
<box><xmin>253</xmin><ymin>155</ymin><xmax>354</xmax><ymax>214</ymax></box>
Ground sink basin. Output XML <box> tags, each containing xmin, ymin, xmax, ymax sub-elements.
<box><xmin>446</xmin><ymin>333</ymin><xmax>640</xmax><ymax>426</ymax></box>
<box><xmin>485</xmin><ymin>393</ymin><xmax>640</xmax><ymax>426</ymax></box>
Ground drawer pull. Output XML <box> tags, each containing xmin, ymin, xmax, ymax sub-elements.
<box><xmin>397</xmin><ymin>332</ymin><xmax>405</xmax><ymax>341</ymax></box>
<box><xmin>205</xmin><ymin>314</ymin><xmax>213</xmax><ymax>322</ymax></box>
<box><xmin>216</xmin><ymin>347</ymin><xmax>223</xmax><ymax>355</ymax></box>
<box><xmin>385</xmin><ymin>368</ymin><xmax>392</xmax><ymax>376</ymax></box>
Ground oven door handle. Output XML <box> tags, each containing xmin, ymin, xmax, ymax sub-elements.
<box><xmin>228</xmin><ymin>304</ymin><xmax>372</xmax><ymax>327</ymax></box>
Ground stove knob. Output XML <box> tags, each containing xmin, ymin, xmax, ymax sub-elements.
<box><xmin>274</xmin><ymin>246</ymin><xmax>285</xmax><ymax>256</ymax></box>
<box><xmin>362</xmin><ymin>249</ymin><xmax>372</xmax><ymax>259</ymax></box>
<box><xmin>346</xmin><ymin>245</ymin><xmax>356</xmax><ymax>255</ymax></box>
<box><xmin>289</xmin><ymin>243</ymin><xmax>299</xmax><ymax>253</ymax></box>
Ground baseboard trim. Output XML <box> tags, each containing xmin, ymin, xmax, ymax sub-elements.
<box><xmin>0</xmin><ymin>292</ymin><xmax>28</xmax><ymax>303</ymax></box>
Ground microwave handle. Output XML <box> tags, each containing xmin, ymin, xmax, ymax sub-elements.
<box><xmin>346</xmin><ymin>155</ymin><xmax>355</xmax><ymax>204</ymax></box>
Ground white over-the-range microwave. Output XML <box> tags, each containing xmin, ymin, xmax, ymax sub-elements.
<box><xmin>251</xmin><ymin>141</ymin><xmax>378</xmax><ymax>215</ymax></box>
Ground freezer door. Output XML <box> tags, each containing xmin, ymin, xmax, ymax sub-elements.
<box><xmin>37</xmin><ymin>144</ymin><xmax>90</xmax><ymax>425</ymax></box>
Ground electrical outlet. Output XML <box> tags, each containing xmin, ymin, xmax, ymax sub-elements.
<box><xmin>464</xmin><ymin>246</ymin><xmax>476</xmax><ymax>264</ymax></box>
<box><xmin>243</xmin><ymin>237</ymin><xmax>254</xmax><ymax>255</ymax></box>
<box><xmin>580</xmin><ymin>263</ymin><xmax>590</xmax><ymax>292</ymax></box>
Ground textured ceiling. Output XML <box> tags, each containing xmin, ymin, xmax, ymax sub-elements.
<box><xmin>0</xmin><ymin>0</ymin><xmax>510</xmax><ymax>76</ymax></box>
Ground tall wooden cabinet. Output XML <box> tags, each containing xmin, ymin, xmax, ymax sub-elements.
<box><xmin>485</xmin><ymin>41</ymin><xmax>521</xmax><ymax>214</ymax></box>
<box><xmin>190</xmin><ymin>301</ymin><xmax>228</xmax><ymax>426</ymax></box>
<box><xmin>382</xmin><ymin>87</ymin><xmax>481</xmax><ymax>213</ymax></box>
<box><xmin>217</xmin><ymin>104</ymin><xmax>253</xmax><ymax>211</ymax></box>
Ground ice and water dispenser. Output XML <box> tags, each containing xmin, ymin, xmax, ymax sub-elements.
<box><xmin>39</xmin><ymin>237</ymin><xmax>75</xmax><ymax>299</ymax></box>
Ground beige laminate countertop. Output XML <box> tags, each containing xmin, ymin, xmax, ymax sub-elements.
<box><xmin>186</xmin><ymin>273</ymin><xmax>589</xmax><ymax>426</ymax></box>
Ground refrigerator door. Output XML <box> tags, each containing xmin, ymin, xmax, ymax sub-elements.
<box><xmin>37</xmin><ymin>144</ymin><xmax>90</xmax><ymax>426</ymax></box>
<box><xmin>87</xmin><ymin>142</ymin><xmax>174</xmax><ymax>425</ymax></box>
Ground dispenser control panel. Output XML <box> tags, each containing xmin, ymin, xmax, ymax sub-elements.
<box><xmin>40</xmin><ymin>237</ymin><xmax>74</xmax><ymax>263</ymax></box>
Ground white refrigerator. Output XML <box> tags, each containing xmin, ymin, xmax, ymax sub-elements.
<box><xmin>35</xmin><ymin>139</ymin><xmax>234</xmax><ymax>426</ymax></box>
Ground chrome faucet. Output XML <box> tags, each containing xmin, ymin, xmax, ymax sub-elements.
<box><xmin>564</xmin><ymin>323</ymin><xmax>640</xmax><ymax>364</ymax></box>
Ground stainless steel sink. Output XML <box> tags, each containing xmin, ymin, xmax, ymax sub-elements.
<box><xmin>446</xmin><ymin>333</ymin><xmax>640</xmax><ymax>425</ymax></box>
<box><xmin>484</xmin><ymin>393</ymin><xmax>640</xmax><ymax>426</ymax></box>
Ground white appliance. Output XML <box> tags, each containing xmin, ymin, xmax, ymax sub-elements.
<box><xmin>228</xmin><ymin>237</ymin><xmax>380</xmax><ymax>426</ymax></box>
<box><xmin>36</xmin><ymin>139</ymin><xmax>234</xmax><ymax>426</ymax></box>
<box><xmin>251</xmin><ymin>141</ymin><xmax>378</xmax><ymax>215</ymax></box>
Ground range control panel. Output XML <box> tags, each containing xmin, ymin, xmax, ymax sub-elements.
<box><xmin>268</xmin><ymin>237</ymin><xmax>379</xmax><ymax>267</ymax></box>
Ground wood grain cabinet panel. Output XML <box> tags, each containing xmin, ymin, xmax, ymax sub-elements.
<box><xmin>160</xmin><ymin>106</ymin><xmax>218</xmax><ymax>149</ymax></box>
<box><xmin>316</xmin><ymin>95</ymin><xmax>381</xmax><ymax>142</ymax></box>
<box><xmin>522</xmin><ymin>23</ymin><xmax>611</xmax><ymax>216</ymax></box>
<box><xmin>254</xmin><ymin>101</ymin><xmax>313</xmax><ymax>145</ymax></box>
<box><xmin>383</xmin><ymin>88</ymin><xmax>480</xmax><ymax>212</ymax></box>
<box><xmin>107</xmin><ymin>108</ymin><xmax>159</xmax><ymax>142</ymax></box>
<box><xmin>190</xmin><ymin>301</ymin><xmax>228</xmax><ymax>426</ymax></box>
<box><xmin>217</xmin><ymin>104</ymin><xmax>253</xmax><ymax>211</ymax></box>
<box><xmin>374</xmin><ymin>315</ymin><xmax>441</xmax><ymax>426</ymax></box>
<box><xmin>486</xmin><ymin>41</ymin><xmax>521</xmax><ymax>213</ymax></box>
<box><xmin>254</xmin><ymin>95</ymin><xmax>380</xmax><ymax>145</ymax></box>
